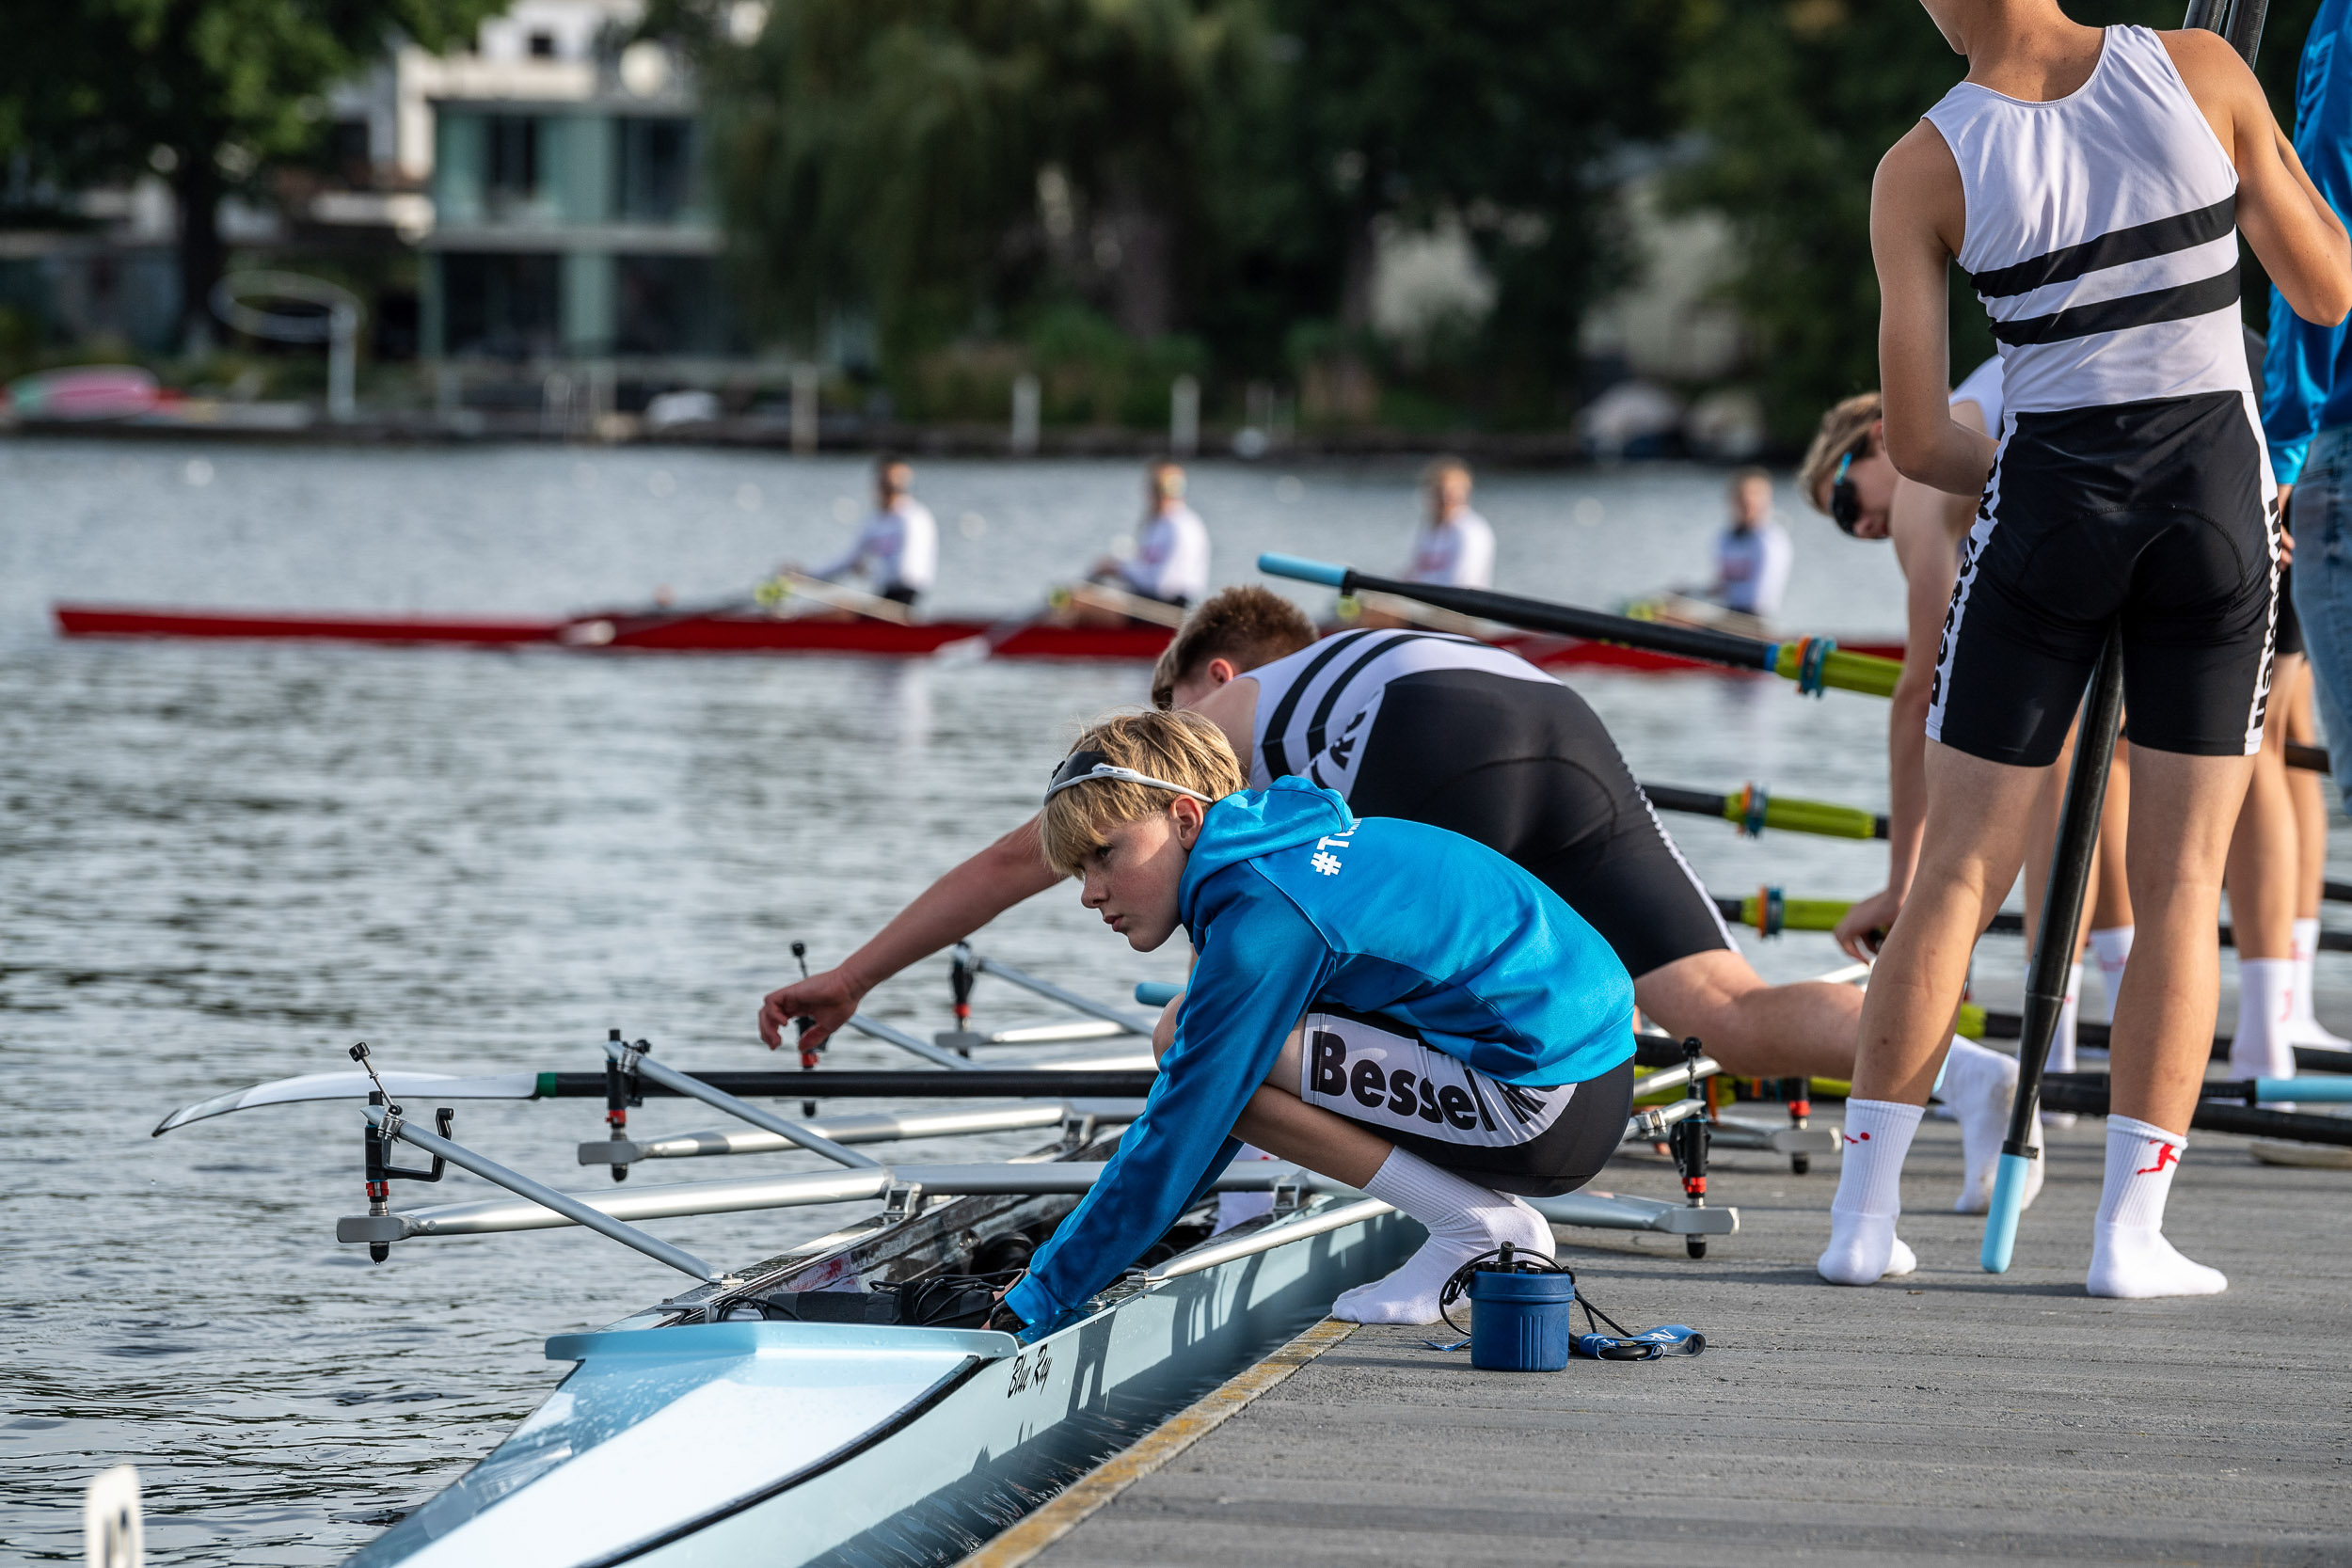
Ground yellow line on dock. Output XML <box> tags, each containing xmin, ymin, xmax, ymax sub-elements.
<box><xmin>954</xmin><ymin>1316</ymin><xmax>1359</xmax><ymax>1568</ymax></box>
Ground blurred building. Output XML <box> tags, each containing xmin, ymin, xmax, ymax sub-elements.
<box><xmin>330</xmin><ymin>0</ymin><xmax>728</xmax><ymax>363</ymax></box>
<box><xmin>1</xmin><ymin>0</ymin><xmax>734</xmax><ymax>377</ymax></box>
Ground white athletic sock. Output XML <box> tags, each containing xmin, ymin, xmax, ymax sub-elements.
<box><xmin>1212</xmin><ymin>1144</ymin><xmax>1278</xmax><ymax>1235</ymax></box>
<box><xmin>2288</xmin><ymin>919</ymin><xmax>2352</xmax><ymax>1049</ymax></box>
<box><xmin>1818</xmin><ymin>1100</ymin><xmax>1924</xmax><ymax>1285</ymax></box>
<box><xmin>2230</xmin><ymin>958</ymin><xmax>2297</xmax><ymax>1081</ymax></box>
<box><xmin>2086</xmin><ymin>1116</ymin><xmax>2227</xmax><ymax>1298</ymax></box>
<box><xmin>2087</xmin><ymin>925</ymin><xmax>2135</xmax><ymax>1027</ymax></box>
<box><xmin>2049</xmin><ymin>962</ymin><xmax>2081</xmax><ymax>1074</ymax></box>
<box><xmin>2043</xmin><ymin>963</ymin><xmax>2082</xmax><ymax>1128</ymax></box>
<box><xmin>1940</xmin><ymin>1037</ymin><xmax>2042</xmax><ymax>1213</ymax></box>
<box><xmin>1331</xmin><ymin>1148</ymin><xmax>1553</xmax><ymax>1324</ymax></box>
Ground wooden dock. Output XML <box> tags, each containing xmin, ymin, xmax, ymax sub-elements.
<box><xmin>992</xmin><ymin>1117</ymin><xmax>2352</xmax><ymax>1567</ymax></box>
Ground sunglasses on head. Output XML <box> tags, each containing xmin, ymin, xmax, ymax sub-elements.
<box><xmin>1829</xmin><ymin>436</ymin><xmax>1870</xmax><ymax>535</ymax></box>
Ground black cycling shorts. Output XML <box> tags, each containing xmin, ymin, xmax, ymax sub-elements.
<box><xmin>1296</xmin><ymin>1006</ymin><xmax>1633</xmax><ymax>1196</ymax></box>
<box><xmin>1344</xmin><ymin>670</ymin><xmax>1738</xmax><ymax>979</ymax></box>
<box><xmin>1928</xmin><ymin>390</ymin><xmax>2277</xmax><ymax>765</ymax></box>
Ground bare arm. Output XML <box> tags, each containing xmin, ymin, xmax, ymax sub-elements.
<box><xmin>2164</xmin><ymin>29</ymin><xmax>2352</xmax><ymax>326</ymax></box>
<box><xmin>756</xmin><ymin>816</ymin><xmax>1063</xmax><ymax>1048</ymax></box>
<box><xmin>1873</xmin><ymin>125</ymin><xmax>1999</xmax><ymax>497</ymax></box>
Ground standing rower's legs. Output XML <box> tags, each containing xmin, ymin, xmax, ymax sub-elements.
<box><xmin>2091</xmin><ymin>746</ymin><xmax>2250</xmax><ymax>1297</ymax></box>
<box><xmin>2224</xmin><ymin>703</ymin><xmax>2299</xmax><ymax>1080</ymax></box>
<box><xmin>2086</xmin><ymin>743</ymin><xmax>2137</xmax><ymax>1026</ymax></box>
<box><xmin>1637</xmin><ymin>949</ymin><xmax>2026</xmax><ymax>1210</ymax></box>
<box><xmin>1821</xmin><ymin>743</ymin><xmax>2046</xmax><ymax>1285</ymax></box>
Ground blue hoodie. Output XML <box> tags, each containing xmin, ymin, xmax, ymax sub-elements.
<box><xmin>1003</xmin><ymin>778</ymin><xmax>1635</xmax><ymax>1327</ymax></box>
<box><xmin>2265</xmin><ymin>0</ymin><xmax>2352</xmax><ymax>482</ymax></box>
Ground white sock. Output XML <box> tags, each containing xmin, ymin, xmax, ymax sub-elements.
<box><xmin>1939</xmin><ymin>1037</ymin><xmax>2042</xmax><ymax>1213</ymax></box>
<box><xmin>1213</xmin><ymin>1144</ymin><xmax>1278</xmax><ymax>1234</ymax></box>
<box><xmin>2086</xmin><ymin>1116</ymin><xmax>2227</xmax><ymax>1298</ymax></box>
<box><xmin>2288</xmin><ymin>919</ymin><xmax>2351</xmax><ymax>1048</ymax></box>
<box><xmin>2043</xmin><ymin>963</ymin><xmax>2082</xmax><ymax>1128</ymax></box>
<box><xmin>2049</xmin><ymin>962</ymin><xmax>2081</xmax><ymax>1074</ymax></box>
<box><xmin>1331</xmin><ymin>1148</ymin><xmax>1553</xmax><ymax>1324</ymax></box>
<box><xmin>2087</xmin><ymin>925</ymin><xmax>2134</xmax><ymax>1027</ymax></box>
<box><xmin>2231</xmin><ymin>958</ymin><xmax>2297</xmax><ymax>1081</ymax></box>
<box><xmin>1819</xmin><ymin>1100</ymin><xmax>1924</xmax><ymax>1285</ymax></box>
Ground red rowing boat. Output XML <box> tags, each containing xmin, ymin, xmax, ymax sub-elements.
<box><xmin>51</xmin><ymin>602</ymin><xmax>1904</xmax><ymax>673</ymax></box>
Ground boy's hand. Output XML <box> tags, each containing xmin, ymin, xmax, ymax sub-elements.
<box><xmin>758</xmin><ymin>966</ymin><xmax>863</xmax><ymax>1050</ymax></box>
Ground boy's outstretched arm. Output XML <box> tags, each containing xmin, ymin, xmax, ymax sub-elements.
<box><xmin>2165</xmin><ymin>28</ymin><xmax>2352</xmax><ymax>327</ymax></box>
<box><xmin>1872</xmin><ymin>124</ymin><xmax>1998</xmax><ymax>499</ymax></box>
<box><xmin>755</xmin><ymin>816</ymin><xmax>1062</xmax><ymax>1049</ymax></box>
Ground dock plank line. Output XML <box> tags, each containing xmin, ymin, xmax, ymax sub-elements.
<box><xmin>955</xmin><ymin>1317</ymin><xmax>1359</xmax><ymax>1568</ymax></box>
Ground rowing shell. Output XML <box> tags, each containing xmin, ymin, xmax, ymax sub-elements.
<box><xmin>53</xmin><ymin>602</ymin><xmax>1904</xmax><ymax>673</ymax></box>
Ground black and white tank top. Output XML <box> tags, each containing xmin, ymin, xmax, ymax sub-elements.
<box><xmin>1243</xmin><ymin>629</ymin><xmax>1553</xmax><ymax>796</ymax></box>
<box><xmin>1924</xmin><ymin>26</ymin><xmax>2254</xmax><ymax>422</ymax></box>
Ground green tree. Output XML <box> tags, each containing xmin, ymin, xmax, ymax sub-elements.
<box><xmin>704</xmin><ymin>0</ymin><xmax>1275</xmax><ymax>370</ymax></box>
<box><xmin>1671</xmin><ymin>0</ymin><xmax>2212</xmax><ymax>441</ymax></box>
<box><xmin>1266</xmin><ymin>0</ymin><xmax>1683</xmax><ymax>414</ymax></box>
<box><xmin>0</xmin><ymin>0</ymin><xmax>501</xmax><ymax>351</ymax></box>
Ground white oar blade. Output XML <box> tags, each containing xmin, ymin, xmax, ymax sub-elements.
<box><xmin>153</xmin><ymin>1069</ymin><xmax>542</xmax><ymax>1135</ymax></box>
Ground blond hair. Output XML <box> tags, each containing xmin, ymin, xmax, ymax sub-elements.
<box><xmin>1041</xmin><ymin>709</ymin><xmax>1246</xmax><ymax>876</ymax></box>
<box><xmin>1796</xmin><ymin>392</ymin><xmax>1882</xmax><ymax>513</ymax></box>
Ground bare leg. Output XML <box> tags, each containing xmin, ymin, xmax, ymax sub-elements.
<box><xmin>2084</xmin><ymin>746</ymin><xmax>2250</xmax><ymax>1300</ymax></box>
<box><xmin>1819</xmin><ymin>744</ymin><xmax>2049</xmax><ymax>1285</ymax></box>
<box><xmin>2085</xmin><ymin>741</ymin><xmax>2136</xmax><ymax>1026</ymax></box>
<box><xmin>2225</xmin><ymin>685</ymin><xmax>2298</xmax><ymax>1077</ymax></box>
<box><xmin>1852</xmin><ymin>743</ymin><xmax>2051</xmax><ymax>1105</ymax></box>
<box><xmin>1633</xmin><ymin>950</ymin><xmax>1861</xmax><ymax>1080</ymax></box>
<box><xmin>2114</xmin><ymin>749</ymin><xmax>2257</xmax><ymax>1132</ymax></box>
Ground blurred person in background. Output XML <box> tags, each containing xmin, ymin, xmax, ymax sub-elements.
<box><xmin>803</xmin><ymin>453</ymin><xmax>938</xmax><ymax>606</ymax></box>
<box><xmin>1708</xmin><ymin>467</ymin><xmax>1794</xmax><ymax>621</ymax></box>
<box><xmin>1403</xmin><ymin>457</ymin><xmax>1495</xmax><ymax>589</ymax></box>
<box><xmin>1090</xmin><ymin>461</ymin><xmax>1211</xmax><ymax>609</ymax></box>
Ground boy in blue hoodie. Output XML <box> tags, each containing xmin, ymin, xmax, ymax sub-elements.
<box><xmin>1001</xmin><ymin>709</ymin><xmax>1637</xmax><ymax>1330</ymax></box>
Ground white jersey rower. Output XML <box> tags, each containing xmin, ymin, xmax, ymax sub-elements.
<box><xmin>1092</xmin><ymin>462</ymin><xmax>1211</xmax><ymax>607</ymax></box>
<box><xmin>807</xmin><ymin>453</ymin><xmax>938</xmax><ymax>605</ymax></box>
<box><xmin>1403</xmin><ymin>457</ymin><xmax>1495</xmax><ymax>588</ymax></box>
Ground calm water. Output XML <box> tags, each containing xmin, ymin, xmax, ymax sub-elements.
<box><xmin>0</xmin><ymin>436</ymin><xmax>2026</xmax><ymax>1563</ymax></box>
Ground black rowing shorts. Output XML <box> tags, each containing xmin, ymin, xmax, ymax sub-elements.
<box><xmin>1297</xmin><ymin>1007</ymin><xmax>1633</xmax><ymax>1196</ymax></box>
<box><xmin>1344</xmin><ymin>671</ymin><xmax>1738</xmax><ymax>979</ymax></box>
<box><xmin>1929</xmin><ymin>390</ymin><xmax>2277</xmax><ymax>765</ymax></box>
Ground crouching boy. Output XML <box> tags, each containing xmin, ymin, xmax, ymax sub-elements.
<box><xmin>1000</xmin><ymin>710</ymin><xmax>1637</xmax><ymax>1330</ymax></box>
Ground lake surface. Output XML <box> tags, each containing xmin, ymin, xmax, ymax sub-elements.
<box><xmin>0</xmin><ymin>437</ymin><xmax>2304</xmax><ymax>1563</ymax></box>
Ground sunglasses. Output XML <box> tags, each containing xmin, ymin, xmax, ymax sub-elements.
<box><xmin>1829</xmin><ymin>438</ymin><xmax>1869</xmax><ymax>535</ymax></box>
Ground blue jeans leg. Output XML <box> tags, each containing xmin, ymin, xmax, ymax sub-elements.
<box><xmin>2292</xmin><ymin>425</ymin><xmax>2352</xmax><ymax>814</ymax></box>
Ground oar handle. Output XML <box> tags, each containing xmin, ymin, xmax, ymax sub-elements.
<box><xmin>1259</xmin><ymin>554</ymin><xmax>1354</xmax><ymax>590</ymax></box>
<box><xmin>1136</xmin><ymin>981</ymin><xmax>1183</xmax><ymax>1006</ymax></box>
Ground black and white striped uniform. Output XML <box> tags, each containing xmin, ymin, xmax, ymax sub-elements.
<box><xmin>1924</xmin><ymin>24</ymin><xmax>2277</xmax><ymax>765</ymax></box>
<box><xmin>1243</xmin><ymin>628</ymin><xmax>1737</xmax><ymax>978</ymax></box>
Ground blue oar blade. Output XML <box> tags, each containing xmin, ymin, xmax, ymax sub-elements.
<box><xmin>1258</xmin><ymin>553</ymin><xmax>1351</xmax><ymax>588</ymax></box>
<box><xmin>1979</xmin><ymin>1152</ymin><xmax>2036</xmax><ymax>1272</ymax></box>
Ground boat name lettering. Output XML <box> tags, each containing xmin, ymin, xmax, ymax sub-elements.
<box><xmin>1007</xmin><ymin>1346</ymin><xmax>1053</xmax><ymax>1396</ymax></box>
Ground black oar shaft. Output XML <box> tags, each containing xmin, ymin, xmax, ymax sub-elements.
<box><xmin>2041</xmin><ymin>1077</ymin><xmax>2351</xmax><ymax>1144</ymax></box>
<box><xmin>540</xmin><ymin>1069</ymin><xmax>1156</xmax><ymax>1100</ymax></box>
<box><xmin>1343</xmin><ymin>571</ymin><xmax>1775</xmax><ymax>670</ymax></box>
<box><xmin>2008</xmin><ymin>626</ymin><xmax>2127</xmax><ymax>1162</ymax></box>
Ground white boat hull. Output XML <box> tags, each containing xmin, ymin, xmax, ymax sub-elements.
<box><xmin>350</xmin><ymin>1204</ymin><xmax>1415</xmax><ymax>1567</ymax></box>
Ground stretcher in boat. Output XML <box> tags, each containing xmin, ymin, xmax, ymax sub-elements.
<box><xmin>51</xmin><ymin>601</ymin><xmax>1903</xmax><ymax>673</ymax></box>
